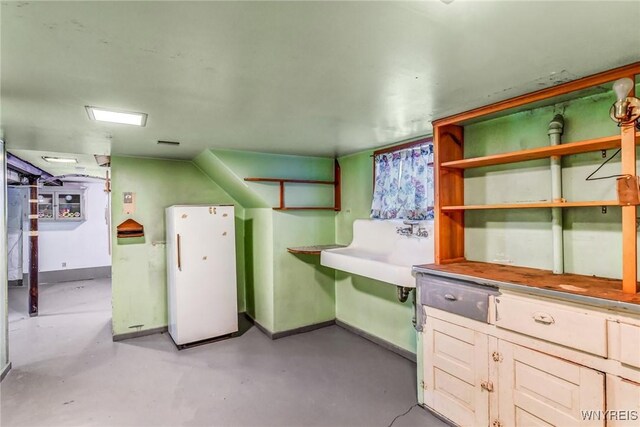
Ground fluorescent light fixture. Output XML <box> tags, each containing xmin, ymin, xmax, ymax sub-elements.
<box><xmin>42</xmin><ymin>156</ymin><xmax>78</xmax><ymax>164</ymax></box>
<box><xmin>86</xmin><ymin>106</ymin><xmax>147</xmax><ymax>126</ymax></box>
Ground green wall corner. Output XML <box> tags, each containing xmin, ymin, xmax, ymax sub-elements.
<box><xmin>111</xmin><ymin>156</ymin><xmax>245</xmax><ymax>336</ymax></box>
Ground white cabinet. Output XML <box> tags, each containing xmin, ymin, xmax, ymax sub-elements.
<box><xmin>606</xmin><ymin>375</ymin><xmax>640</xmax><ymax>427</ymax></box>
<box><xmin>498</xmin><ymin>341</ymin><xmax>605</xmax><ymax>427</ymax></box>
<box><xmin>422</xmin><ymin>316</ymin><xmax>490</xmax><ymax>427</ymax></box>
<box><xmin>418</xmin><ymin>290</ymin><xmax>635</xmax><ymax>427</ymax></box>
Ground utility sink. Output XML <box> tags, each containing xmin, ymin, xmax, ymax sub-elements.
<box><xmin>321</xmin><ymin>219</ymin><xmax>434</xmax><ymax>288</ymax></box>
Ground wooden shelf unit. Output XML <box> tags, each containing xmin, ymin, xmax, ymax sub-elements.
<box><xmin>245</xmin><ymin>159</ymin><xmax>341</xmax><ymax>211</ymax></box>
<box><xmin>433</xmin><ymin>62</ymin><xmax>640</xmax><ymax>294</ymax></box>
<box><xmin>441</xmin><ymin>133</ymin><xmax>640</xmax><ymax>170</ymax></box>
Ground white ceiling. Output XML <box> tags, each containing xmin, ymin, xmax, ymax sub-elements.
<box><xmin>1</xmin><ymin>1</ymin><xmax>639</xmax><ymax>160</ymax></box>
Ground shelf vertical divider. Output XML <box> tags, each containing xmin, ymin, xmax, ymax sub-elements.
<box><xmin>435</xmin><ymin>124</ymin><xmax>465</xmax><ymax>264</ymax></box>
<box><xmin>621</xmin><ymin>76</ymin><xmax>639</xmax><ymax>293</ymax></box>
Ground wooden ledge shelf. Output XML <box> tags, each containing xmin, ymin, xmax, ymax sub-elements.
<box><xmin>244</xmin><ymin>177</ymin><xmax>335</xmax><ymax>185</ymax></box>
<box><xmin>287</xmin><ymin>244</ymin><xmax>346</xmax><ymax>255</ymax></box>
<box><xmin>417</xmin><ymin>261</ymin><xmax>640</xmax><ymax>307</ymax></box>
<box><xmin>441</xmin><ymin>133</ymin><xmax>640</xmax><ymax>170</ymax></box>
<box><xmin>274</xmin><ymin>207</ymin><xmax>337</xmax><ymax>211</ymax></box>
<box><xmin>442</xmin><ymin>200</ymin><xmax>621</xmax><ymax>211</ymax></box>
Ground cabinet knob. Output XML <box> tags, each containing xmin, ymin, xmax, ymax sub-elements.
<box><xmin>444</xmin><ymin>293</ymin><xmax>457</xmax><ymax>301</ymax></box>
<box><xmin>480</xmin><ymin>380</ymin><xmax>494</xmax><ymax>392</ymax></box>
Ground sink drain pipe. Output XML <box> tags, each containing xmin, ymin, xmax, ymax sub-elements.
<box><xmin>548</xmin><ymin>114</ymin><xmax>565</xmax><ymax>274</ymax></box>
<box><xmin>397</xmin><ymin>286</ymin><xmax>412</xmax><ymax>302</ymax></box>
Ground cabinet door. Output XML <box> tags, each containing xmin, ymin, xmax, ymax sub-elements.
<box><xmin>423</xmin><ymin>316</ymin><xmax>490</xmax><ymax>427</ymax></box>
<box><xmin>37</xmin><ymin>192</ymin><xmax>54</xmax><ymax>220</ymax></box>
<box><xmin>606</xmin><ymin>375</ymin><xmax>640</xmax><ymax>427</ymax></box>
<box><xmin>56</xmin><ymin>191</ymin><xmax>83</xmax><ymax>220</ymax></box>
<box><xmin>498</xmin><ymin>341</ymin><xmax>605</xmax><ymax>427</ymax></box>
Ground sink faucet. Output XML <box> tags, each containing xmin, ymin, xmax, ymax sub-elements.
<box><xmin>396</xmin><ymin>220</ymin><xmax>428</xmax><ymax>237</ymax></box>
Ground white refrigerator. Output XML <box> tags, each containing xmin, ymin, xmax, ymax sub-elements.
<box><xmin>166</xmin><ymin>205</ymin><xmax>238</xmax><ymax>347</ymax></box>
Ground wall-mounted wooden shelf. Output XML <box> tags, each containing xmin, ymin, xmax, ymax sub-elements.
<box><xmin>433</xmin><ymin>61</ymin><xmax>640</xmax><ymax>295</ymax></box>
<box><xmin>274</xmin><ymin>207</ymin><xmax>337</xmax><ymax>211</ymax></box>
<box><xmin>441</xmin><ymin>133</ymin><xmax>640</xmax><ymax>170</ymax></box>
<box><xmin>245</xmin><ymin>159</ymin><xmax>341</xmax><ymax>211</ymax></box>
<box><xmin>287</xmin><ymin>244</ymin><xmax>347</xmax><ymax>255</ymax></box>
<box><xmin>244</xmin><ymin>178</ymin><xmax>335</xmax><ymax>185</ymax></box>
<box><xmin>442</xmin><ymin>200</ymin><xmax>621</xmax><ymax>211</ymax></box>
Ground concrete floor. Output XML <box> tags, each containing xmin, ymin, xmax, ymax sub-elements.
<box><xmin>1</xmin><ymin>279</ymin><xmax>447</xmax><ymax>427</ymax></box>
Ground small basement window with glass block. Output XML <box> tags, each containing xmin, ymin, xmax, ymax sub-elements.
<box><xmin>371</xmin><ymin>137</ymin><xmax>434</xmax><ymax>220</ymax></box>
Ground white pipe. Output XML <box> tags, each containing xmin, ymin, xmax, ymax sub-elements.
<box><xmin>548</xmin><ymin>114</ymin><xmax>564</xmax><ymax>274</ymax></box>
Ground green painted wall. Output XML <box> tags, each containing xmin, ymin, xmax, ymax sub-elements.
<box><xmin>464</xmin><ymin>89</ymin><xmax>634</xmax><ymax>278</ymax></box>
<box><xmin>209</xmin><ymin>149</ymin><xmax>335</xmax><ymax>208</ymax></box>
<box><xmin>243</xmin><ymin>208</ymin><xmax>274</xmax><ymax>330</ymax></box>
<box><xmin>334</xmin><ymin>150</ymin><xmax>416</xmax><ymax>353</ymax></box>
<box><xmin>111</xmin><ymin>156</ymin><xmax>244</xmax><ymax>336</ymax></box>
<box><xmin>273</xmin><ymin>211</ymin><xmax>335</xmax><ymax>332</ymax></box>
<box><xmin>195</xmin><ymin>149</ymin><xmax>336</xmax><ymax>333</ymax></box>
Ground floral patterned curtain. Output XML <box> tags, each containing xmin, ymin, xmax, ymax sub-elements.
<box><xmin>371</xmin><ymin>144</ymin><xmax>434</xmax><ymax>220</ymax></box>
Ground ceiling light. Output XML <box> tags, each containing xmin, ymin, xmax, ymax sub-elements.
<box><xmin>42</xmin><ymin>156</ymin><xmax>77</xmax><ymax>164</ymax></box>
<box><xmin>86</xmin><ymin>106</ymin><xmax>147</xmax><ymax>126</ymax></box>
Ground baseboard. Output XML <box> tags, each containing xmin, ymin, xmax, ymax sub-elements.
<box><xmin>272</xmin><ymin>319</ymin><xmax>335</xmax><ymax>339</ymax></box>
<box><xmin>243</xmin><ymin>313</ymin><xmax>335</xmax><ymax>340</ymax></box>
<box><xmin>243</xmin><ymin>313</ymin><xmax>274</xmax><ymax>339</ymax></box>
<box><xmin>38</xmin><ymin>266</ymin><xmax>111</xmax><ymax>284</ymax></box>
<box><xmin>112</xmin><ymin>326</ymin><xmax>168</xmax><ymax>342</ymax></box>
<box><xmin>0</xmin><ymin>362</ymin><xmax>12</xmax><ymax>382</ymax></box>
<box><xmin>335</xmin><ymin>319</ymin><xmax>416</xmax><ymax>362</ymax></box>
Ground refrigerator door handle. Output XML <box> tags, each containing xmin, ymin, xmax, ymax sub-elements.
<box><xmin>177</xmin><ymin>233</ymin><xmax>182</xmax><ymax>271</ymax></box>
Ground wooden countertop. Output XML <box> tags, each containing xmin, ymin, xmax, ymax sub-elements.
<box><xmin>287</xmin><ymin>245</ymin><xmax>346</xmax><ymax>255</ymax></box>
<box><xmin>414</xmin><ymin>261</ymin><xmax>640</xmax><ymax>313</ymax></box>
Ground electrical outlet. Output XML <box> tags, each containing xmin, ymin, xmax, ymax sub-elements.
<box><xmin>62</xmin><ymin>262</ymin><xmax>67</xmax><ymax>268</ymax></box>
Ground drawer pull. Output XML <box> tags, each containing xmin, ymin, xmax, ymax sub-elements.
<box><xmin>532</xmin><ymin>312</ymin><xmax>555</xmax><ymax>325</ymax></box>
<box><xmin>444</xmin><ymin>293</ymin><xmax>457</xmax><ymax>302</ymax></box>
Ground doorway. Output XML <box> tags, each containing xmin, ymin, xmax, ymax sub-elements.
<box><xmin>5</xmin><ymin>150</ymin><xmax>112</xmax><ymax>369</ymax></box>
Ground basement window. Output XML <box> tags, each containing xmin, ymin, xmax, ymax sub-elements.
<box><xmin>370</xmin><ymin>137</ymin><xmax>434</xmax><ymax>220</ymax></box>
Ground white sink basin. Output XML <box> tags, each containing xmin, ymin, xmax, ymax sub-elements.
<box><xmin>321</xmin><ymin>219</ymin><xmax>434</xmax><ymax>288</ymax></box>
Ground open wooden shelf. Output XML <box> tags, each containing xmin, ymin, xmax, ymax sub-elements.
<box><xmin>287</xmin><ymin>244</ymin><xmax>346</xmax><ymax>255</ymax></box>
<box><xmin>274</xmin><ymin>207</ymin><xmax>337</xmax><ymax>211</ymax></box>
<box><xmin>245</xmin><ymin>159</ymin><xmax>341</xmax><ymax>211</ymax></box>
<box><xmin>441</xmin><ymin>133</ymin><xmax>640</xmax><ymax>170</ymax></box>
<box><xmin>433</xmin><ymin>62</ymin><xmax>640</xmax><ymax>295</ymax></box>
<box><xmin>244</xmin><ymin>177</ymin><xmax>335</xmax><ymax>185</ymax></box>
<box><xmin>442</xmin><ymin>200</ymin><xmax>621</xmax><ymax>211</ymax></box>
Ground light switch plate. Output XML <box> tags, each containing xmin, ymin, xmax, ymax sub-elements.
<box><xmin>123</xmin><ymin>192</ymin><xmax>136</xmax><ymax>215</ymax></box>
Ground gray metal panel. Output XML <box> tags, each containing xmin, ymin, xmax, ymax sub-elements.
<box><xmin>418</xmin><ymin>274</ymin><xmax>499</xmax><ymax>323</ymax></box>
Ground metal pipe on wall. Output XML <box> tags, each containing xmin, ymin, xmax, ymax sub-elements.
<box><xmin>548</xmin><ymin>114</ymin><xmax>565</xmax><ymax>274</ymax></box>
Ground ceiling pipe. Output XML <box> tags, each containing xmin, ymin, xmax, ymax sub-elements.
<box><xmin>548</xmin><ymin>114</ymin><xmax>565</xmax><ymax>274</ymax></box>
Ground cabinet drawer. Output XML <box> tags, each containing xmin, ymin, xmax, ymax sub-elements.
<box><xmin>619</xmin><ymin>323</ymin><xmax>640</xmax><ymax>369</ymax></box>
<box><xmin>419</xmin><ymin>275</ymin><xmax>499</xmax><ymax>323</ymax></box>
<box><xmin>495</xmin><ymin>295</ymin><xmax>607</xmax><ymax>357</ymax></box>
